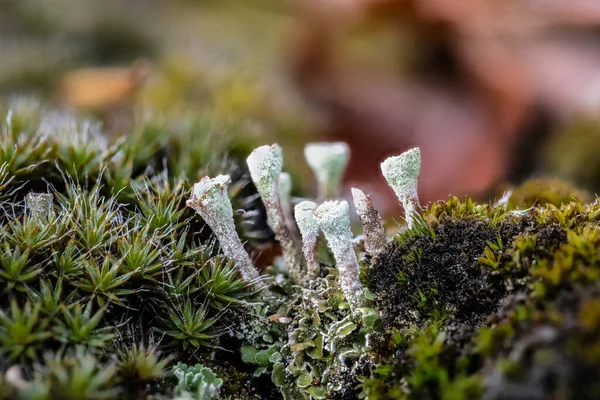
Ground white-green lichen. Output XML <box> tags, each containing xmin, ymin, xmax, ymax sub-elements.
<box><xmin>247</xmin><ymin>145</ymin><xmax>283</xmax><ymax>204</ymax></box>
<box><xmin>351</xmin><ymin>188</ymin><xmax>385</xmax><ymax>254</ymax></box>
<box><xmin>381</xmin><ymin>147</ymin><xmax>421</xmax><ymax>228</ymax></box>
<box><xmin>304</xmin><ymin>142</ymin><xmax>350</xmax><ymax>200</ymax></box>
<box><xmin>173</xmin><ymin>363</ymin><xmax>223</xmax><ymax>400</ymax></box>
<box><xmin>314</xmin><ymin>200</ymin><xmax>365</xmax><ymax>308</ymax></box>
<box><xmin>186</xmin><ymin>175</ymin><xmax>260</xmax><ymax>283</ymax></box>
<box><xmin>247</xmin><ymin>144</ymin><xmax>304</xmax><ymax>283</ymax></box>
<box><xmin>294</xmin><ymin>201</ymin><xmax>320</xmax><ymax>281</ymax></box>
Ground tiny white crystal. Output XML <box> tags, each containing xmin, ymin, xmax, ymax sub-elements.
<box><xmin>314</xmin><ymin>200</ymin><xmax>365</xmax><ymax>308</ymax></box>
<box><xmin>381</xmin><ymin>147</ymin><xmax>421</xmax><ymax>227</ymax></box>
<box><xmin>304</xmin><ymin>142</ymin><xmax>350</xmax><ymax>199</ymax></box>
<box><xmin>187</xmin><ymin>175</ymin><xmax>260</xmax><ymax>283</ymax></box>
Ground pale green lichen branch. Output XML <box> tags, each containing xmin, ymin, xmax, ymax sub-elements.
<box><xmin>314</xmin><ymin>200</ymin><xmax>366</xmax><ymax>308</ymax></box>
<box><xmin>381</xmin><ymin>147</ymin><xmax>421</xmax><ymax>228</ymax></box>
<box><xmin>294</xmin><ymin>201</ymin><xmax>320</xmax><ymax>281</ymax></box>
<box><xmin>247</xmin><ymin>145</ymin><xmax>304</xmax><ymax>283</ymax></box>
<box><xmin>351</xmin><ymin>188</ymin><xmax>385</xmax><ymax>254</ymax></box>
<box><xmin>186</xmin><ymin>175</ymin><xmax>260</xmax><ymax>283</ymax></box>
<box><xmin>304</xmin><ymin>142</ymin><xmax>350</xmax><ymax>200</ymax></box>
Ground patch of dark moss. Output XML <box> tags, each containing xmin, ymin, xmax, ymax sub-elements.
<box><xmin>369</xmin><ymin>195</ymin><xmax>574</xmax><ymax>330</ymax></box>
<box><xmin>363</xmin><ymin>197</ymin><xmax>589</xmax><ymax>400</ymax></box>
<box><xmin>371</xmin><ymin>218</ymin><xmax>505</xmax><ymax>330</ymax></box>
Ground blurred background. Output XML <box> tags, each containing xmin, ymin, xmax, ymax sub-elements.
<box><xmin>3</xmin><ymin>0</ymin><xmax>600</xmax><ymax>217</ymax></box>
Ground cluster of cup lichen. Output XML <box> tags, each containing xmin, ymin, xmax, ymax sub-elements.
<box><xmin>2</xmin><ymin>93</ymin><xmax>600</xmax><ymax>400</ymax></box>
<box><xmin>191</xmin><ymin>138</ymin><xmax>600</xmax><ymax>400</ymax></box>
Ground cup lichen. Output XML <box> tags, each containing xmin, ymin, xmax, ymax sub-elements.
<box><xmin>186</xmin><ymin>175</ymin><xmax>260</xmax><ymax>283</ymax></box>
<box><xmin>314</xmin><ymin>200</ymin><xmax>366</xmax><ymax>308</ymax></box>
<box><xmin>381</xmin><ymin>147</ymin><xmax>421</xmax><ymax>228</ymax></box>
<box><xmin>304</xmin><ymin>142</ymin><xmax>350</xmax><ymax>200</ymax></box>
<box><xmin>247</xmin><ymin>144</ymin><xmax>304</xmax><ymax>283</ymax></box>
<box><xmin>294</xmin><ymin>200</ymin><xmax>320</xmax><ymax>281</ymax></box>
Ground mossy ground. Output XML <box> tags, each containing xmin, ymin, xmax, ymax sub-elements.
<box><xmin>3</xmin><ymin>2</ymin><xmax>600</xmax><ymax>399</ymax></box>
<box><xmin>363</xmin><ymin>197</ymin><xmax>600</xmax><ymax>400</ymax></box>
<box><xmin>0</xmin><ymin>100</ymin><xmax>281</xmax><ymax>399</ymax></box>
<box><xmin>2</xmin><ymin>96</ymin><xmax>600</xmax><ymax>399</ymax></box>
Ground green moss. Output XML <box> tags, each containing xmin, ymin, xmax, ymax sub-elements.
<box><xmin>2</xmin><ymin>96</ymin><xmax>600</xmax><ymax>399</ymax></box>
<box><xmin>364</xmin><ymin>193</ymin><xmax>600</xmax><ymax>400</ymax></box>
<box><xmin>0</xmin><ymin>102</ymin><xmax>273</xmax><ymax>398</ymax></box>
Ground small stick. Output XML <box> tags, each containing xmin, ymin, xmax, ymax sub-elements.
<box><xmin>279</xmin><ymin>172</ymin><xmax>298</xmax><ymax>237</ymax></box>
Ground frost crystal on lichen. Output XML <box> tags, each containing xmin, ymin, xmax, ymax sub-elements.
<box><xmin>314</xmin><ymin>200</ymin><xmax>365</xmax><ymax>308</ymax></box>
<box><xmin>381</xmin><ymin>147</ymin><xmax>421</xmax><ymax>228</ymax></box>
<box><xmin>304</xmin><ymin>142</ymin><xmax>350</xmax><ymax>200</ymax></box>
<box><xmin>187</xmin><ymin>175</ymin><xmax>260</xmax><ymax>283</ymax></box>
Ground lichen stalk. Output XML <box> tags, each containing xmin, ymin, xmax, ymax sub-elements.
<box><xmin>279</xmin><ymin>172</ymin><xmax>298</xmax><ymax>238</ymax></box>
<box><xmin>304</xmin><ymin>142</ymin><xmax>350</xmax><ymax>200</ymax></box>
<box><xmin>351</xmin><ymin>188</ymin><xmax>386</xmax><ymax>254</ymax></box>
<box><xmin>247</xmin><ymin>144</ymin><xmax>303</xmax><ymax>283</ymax></box>
<box><xmin>380</xmin><ymin>147</ymin><xmax>421</xmax><ymax>228</ymax></box>
<box><xmin>294</xmin><ymin>201</ymin><xmax>320</xmax><ymax>281</ymax></box>
<box><xmin>186</xmin><ymin>175</ymin><xmax>260</xmax><ymax>283</ymax></box>
<box><xmin>314</xmin><ymin>200</ymin><xmax>366</xmax><ymax>308</ymax></box>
